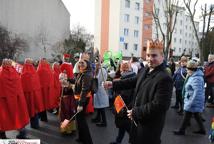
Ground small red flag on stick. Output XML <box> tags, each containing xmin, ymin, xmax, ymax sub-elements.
<box><xmin>114</xmin><ymin>95</ymin><xmax>125</xmax><ymax>113</ymax></box>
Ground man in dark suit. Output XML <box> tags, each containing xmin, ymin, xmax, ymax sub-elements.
<box><xmin>104</xmin><ymin>39</ymin><xmax>173</xmax><ymax>144</ymax></box>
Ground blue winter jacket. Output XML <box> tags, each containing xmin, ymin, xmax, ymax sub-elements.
<box><xmin>183</xmin><ymin>69</ymin><xmax>205</xmax><ymax>112</ymax></box>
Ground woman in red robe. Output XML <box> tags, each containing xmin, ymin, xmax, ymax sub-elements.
<box><xmin>52</xmin><ymin>62</ymin><xmax>62</xmax><ymax>111</ymax></box>
<box><xmin>37</xmin><ymin>58</ymin><xmax>55</xmax><ymax>122</ymax></box>
<box><xmin>21</xmin><ymin>58</ymin><xmax>45</xmax><ymax>129</ymax></box>
<box><xmin>0</xmin><ymin>59</ymin><xmax>29</xmax><ymax>139</ymax></box>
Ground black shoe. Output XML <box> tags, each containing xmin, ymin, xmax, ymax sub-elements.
<box><xmin>40</xmin><ymin>119</ymin><xmax>48</xmax><ymax>122</ymax></box>
<box><xmin>193</xmin><ymin>130</ymin><xmax>206</xmax><ymax>135</ymax></box>
<box><xmin>16</xmin><ymin>135</ymin><xmax>29</xmax><ymax>139</ymax></box>
<box><xmin>30</xmin><ymin>125</ymin><xmax>40</xmax><ymax>129</ymax></box>
<box><xmin>201</xmin><ymin>116</ymin><xmax>206</xmax><ymax>122</ymax></box>
<box><xmin>177</xmin><ymin>110</ymin><xmax>184</xmax><ymax>115</ymax></box>
<box><xmin>187</xmin><ymin>122</ymin><xmax>191</xmax><ymax>127</ymax></box>
<box><xmin>75</xmin><ymin>138</ymin><xmax>83</xmax><ymax>143</ymax></box>
<box><xmin>171</xmin><ymin>105</ymin><xmax>179</xmax><ymax>109</ymax></box>
<box><xmin>173</xmin><ymin>130</ymin><xmax>185</xmax><ymax>135</ymax></box>
<box><xmin>91</xmin><ymin>118</ymin><xmax>100</xmax><ymax>123</ymax></box>
<box><xmin>0</xmin><ymin>132</ymin><xmax>7</xmax><ymax>139</ymax></box>
<box><xmin>96</xmin><ymin>122</ymin><xmax>107</xmax><ymax>127</ymax></box>
<box><xmin>110</xmin><ymin>142</ymin><xmax>121</xmax><ymax>144</ymax></box>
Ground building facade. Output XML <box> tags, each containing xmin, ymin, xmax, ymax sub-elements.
<box><xmin>94</xmin><ymin>0</ymin><xmax>143</xmax><ymax>58</ymax></box>
<box><xmin>142</xmin><ymin>0</ymin><xmax>200</xmax><ymax>59</ymax></box>
<box><xmin>0</xmin><ymin>0</ymin><xmax>70</xmax><ymax>60</ymax></box>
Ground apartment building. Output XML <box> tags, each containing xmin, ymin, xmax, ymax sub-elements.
<box><xmin>142</xmin><ymin>0</ymin><xmax>200</xmax><ymax>59</ymax></box>
<box><xmin>94</xmin><ymin>0</ymin><xmax>143</xmax><ymax>58</ymax></box>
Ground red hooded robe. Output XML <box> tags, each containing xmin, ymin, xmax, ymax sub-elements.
<box><xmin>37</xmin><ymin>60</ymin><xmax>55</xmax><ymax>110</ymax></box>
<box><xmin>52</xmin><ymin>63</ymin><xmax>62</xmax><ymax>108</ymax></box>
<box><xmin>60</xmin><ymin>62</ymin><xmax>74</xmax><ymax>79</ymax></box>
<box><xmin>21</xmin><ymin>63</ymin><xmax>45</xmax><ymax>117</ymax></box>
<box><xmin>0</xmin><ymin>65</ymin><xmax>29</xmax><ymax>131</ymax></box>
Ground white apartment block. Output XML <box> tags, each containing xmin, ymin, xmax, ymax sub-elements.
<box><xmin>172</xmin><ymin>14</ymin><xmax>199</xmax><ymax>57</ymax></box>
<box><xmin>0</xmin><ymin>0</ymin><xmax>70</xmax><ymax>60</ymax></box>
<box><xmin>151</xmin><ymin>0</ymin><xmax>199</xmax><ymax>58</ymax></box>
<box><xmin>94</xmin><ymin>0</ymin><xmax>143</xmax><ymax>58</ymax></box>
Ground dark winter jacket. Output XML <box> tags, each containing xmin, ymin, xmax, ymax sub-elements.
<box><xmin>205</xmin><ymin>61</ymin><xmax>214</xmax><ymax>84</ymax></box>
<box><xmin>173</xmin><ymin>66</ymin><xmax>187</xmax><ymax>90</ymax></box>
<box><xmin>113</xmin><ymin>63</ymin><xmax>173</xmax><ymax>144</ymax></box>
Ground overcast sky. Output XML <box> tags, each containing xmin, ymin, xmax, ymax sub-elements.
<box><xmin>62</xmin><ymin>0</ymin><xmax>94</xmax><ymax>34</ymax></box>
<box><xmin>62</xmin><ymin>0</ymin><xmax>213</xmax><ymax>34</ymax></box>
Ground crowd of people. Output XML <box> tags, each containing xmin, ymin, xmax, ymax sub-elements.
<box><xmin>0</xmin><ymin>39</ymin><xmax>214</xmax><ymax>144</ymax></box>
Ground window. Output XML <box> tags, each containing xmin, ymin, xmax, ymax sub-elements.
<box><xmin>180</xmin><ymin>20</ymin><xmax>182</xmax><ymax>25</ymax></box>
<box><xmin>145</xmin><ymin>0</ymin><xmax>151</xmax><ymax>3</ymax></box>
<box><xmin>179</xmin><ymin>48</ymin><xmax>181</xmax><ymax>52</ymax></box>
<box><xmin>124</xmin><ymin>28</ymin><xmax>129</xmax><ymax>36</ymax></box>
<box><xmin>125</xmin><ymin>0</ymin><xmax>130</xmax><ymax>8</ymax></box>
<box><xmin>155</xmin><ymin>8</ymin><xmax>160</xmax><ymax>15</ymax></box>
<box><xmin>135</xmin><ymin>2</ymin><xmax>140</xmax><ymax>10</ymax></box>
<box><xmin>185</xmin><ymin>33</ymin><xmax>187</xmax><ymax>36</ymax></box>
<box><xmin>185</xmin><ymin>40</ymin><xmax>187</xmax><ymax>44</ymax></box>
<box><xmin>134</xmin><ymin>44</ymin><xmax>138</xmax><ymax>51</ymax></box>
<box><xmin>124</xmin><ymin>14</ymin><xmax>130</xmax><ymax>22</ymax></box>
<box><xmin>134</xmin><ymin>30</ymin><xmax>139</xmax><ymax>37</ymax></box>
<box><xmin>174</xmin><ymin>38</ymin><xmax>176</xmax><ymax>43</ymax></box>
<box><xmin>144</xmin><ymin>24</ymin><xmax>151</xmax><ymax>30</ymax></box>
<box><xmin>180</xmin><ymin>29</ymin><xmax>182</xmax><ymax>34</ymax></box>
<box><xmin>144</xmin><ymin>12</ymin><xmax>151</xmax><ymax>17</ymax></box>
<box><xmin>180</xmin><ymin>39</ymin><xmax>182</xmax><ymax>43</ymax></box>
<box><xmin>135</xmin><ymin>16</ymin><xmax>139</xmax><ymax>24</ymax></box>
<box><xmin>185</xmin><ymin>25</ymin><xmax>187</xmax><ymax>29</ymax></box>
<box><xmin>144</xmin><ymin>39</ymin><xmax>148</xmax><ymax>45</ymax></box>
<box><xmin>174</xmin><ymin>28</ymin><xmax>177</xmax><ymax>33</ymax></box>
<box><xmin>124</xmin><ymin>43</ymin><xmax>128</xmax><ymax>50</ymax></box>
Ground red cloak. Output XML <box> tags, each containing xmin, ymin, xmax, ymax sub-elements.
<box><xmin>52</xmin><ymin>63</ymin><xmax>62</xmax><ymax>108</ymax></box>
<box><xmin>60</xmin><ymin>62</ymin><xmax>74</xmax><ymax>79</ymax></box>
<box><xmin>0</xmin><ymin>66</ymin><xmax>29</xmax><ymax>131</ymax></box>
<box><xmin>37</xmin><ymin>60</ymin><xmax>55</xmax><ymax>110</ymax></box>
<box><xmin>21</xmin><ymin>63</ymin><xmax>45</xmax><ymax>117</ymax></box>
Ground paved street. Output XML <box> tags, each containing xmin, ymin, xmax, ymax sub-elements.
<box><xmin>5</xmin><ymin>92</ymin><xmax>214</xmax><ymax>144</ymax></box>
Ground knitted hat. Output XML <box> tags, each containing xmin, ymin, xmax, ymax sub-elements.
<box><xmin>187</xmin><ymin>60</ymin><xmax>198</xmax><ymax>69</ymax></box>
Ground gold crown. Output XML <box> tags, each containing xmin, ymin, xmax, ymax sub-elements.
<box><xmin>147</xmin><ymin>39</ymin><xmax>163</xmax><ymax>50</ymax></box>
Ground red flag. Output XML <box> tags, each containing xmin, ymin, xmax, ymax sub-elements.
<box><xmin>114</xmin><ymin>95</ymin><xmax>125</xmax><ymax>113</ymax></box>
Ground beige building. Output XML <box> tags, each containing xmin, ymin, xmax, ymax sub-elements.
<box><xmin>94</xmin><ymin>0</ymin><xmax>143</xmax><ymax>58</ymax></box>
<box><xmin>0</xmin><ymin>0</ymin><xmax>70</xmax><ymax>60</ymax></box>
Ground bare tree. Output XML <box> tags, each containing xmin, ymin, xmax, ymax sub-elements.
<box><xmin>153</xmin><ymin>0</ymin><xmax>179</xmax><ymax>60</ymax></box>
<box><xmin>183</xmin><ymin>0</ymin><xmax>214</xmax><ymax>63</ymax></box>
<box><xmin>35</xmin><ymin>24</ymin><xmax>51</xmax><ymax>58</ymax></box>
<box><xmin>0</xmin><ymin>25</ymin><xmax>27</xmax><ymax>62</ymax></box>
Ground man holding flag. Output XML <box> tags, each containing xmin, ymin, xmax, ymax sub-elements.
<box><xmin>104</xmin><ymin>39</ymin><xmax>173</xmax><ymax>144</ymax></box>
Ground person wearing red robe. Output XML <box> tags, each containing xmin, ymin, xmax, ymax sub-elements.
<box><xmin>21</xmin><ymin>58</ymin><xmax>45</xmax><ymax>129</ymax></box>
<box><xmin>60</xmin><ymin>54</ymin><xmax>74</xmax><ymax>79</ymax></box>
<box><xmin>52</xmin><ymin>62</ymin><xmax>62</xmax><ymax>113</ymax></box>
<box><xmin>0</xmin><ymin>59</ymin><xmax>29</xmax><ymax>139</ymax></box>
<box><xmin>37</xmin><ymin>58</ymin><xmax>55</xmax><ymax>122</ymax></box>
